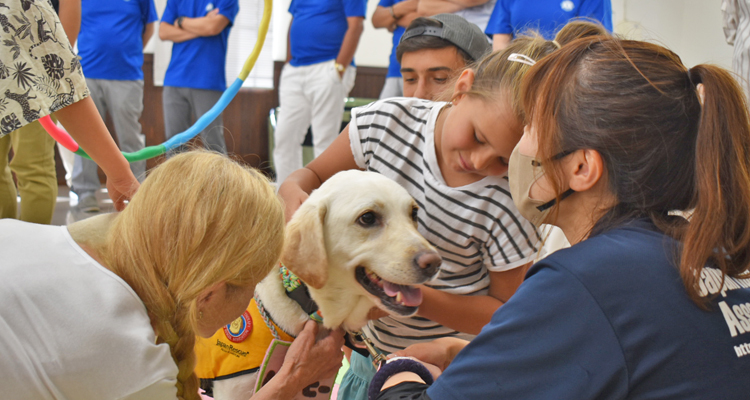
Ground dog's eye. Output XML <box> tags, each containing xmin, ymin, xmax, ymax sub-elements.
<box><xmin>411</xmin><ymin>207</ymin><xmax>419</xmax><ymax>222</ymax></box>
<box><xmin>357</xmin><ymin>212</ymin><xmax>378</xmax><ymax>227</ymax></box>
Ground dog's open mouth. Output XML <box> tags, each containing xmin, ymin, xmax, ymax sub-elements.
<box><xmin>355</xmin><ymin>266</ymin><xmax>422</xmax><ymax>315</ymax></box>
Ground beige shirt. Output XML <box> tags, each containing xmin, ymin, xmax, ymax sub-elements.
<box><xmin>0</xmin><ymin>0</ymin><xmax>88</xmax><ymax>137</ymax></box>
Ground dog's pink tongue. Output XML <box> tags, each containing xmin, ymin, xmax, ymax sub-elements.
<box><xmin>383</xmin><ymin>282</ymin><xmax>423</xmax><ymax>306</ymax></box>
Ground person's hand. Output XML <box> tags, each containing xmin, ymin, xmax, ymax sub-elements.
<box><xmin>391</xmin><ymin>337</ymin><xmax>468</xmax><ymax>372</ymax></box>
<box><xmin>106</xmin><ymin>171</ymin><xmax>139</xmax><ymax>211</ymax></box>
<box><xmin>280</xmin><ymin>321</ymin><xmax>345</xmax><ymax>391</ymax></box>
<box><xmin>278</xmin><ymin>181</ymin><xmax>309</xmax><ymax>223</ymax></box>
<box><xmin>207</xmin><ymin>8</ymin><xmax>220</xmax><ymax>16</ymax></box>
<box><xmin>387</xmin><ymin>23</ymin><xmax>397</xmax><ymax>32</ymax></box>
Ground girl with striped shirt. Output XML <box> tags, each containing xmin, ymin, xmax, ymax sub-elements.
<box><xmin>278</xmin><ymin>21</ymin><xmax>602</xmax><ymax>398</ymax></box>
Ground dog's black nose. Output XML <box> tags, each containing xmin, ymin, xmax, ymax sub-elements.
<box><xmin>415</xmin><ymin>250</ymin><xmax>441</xmax><ymax>277</ymax></box>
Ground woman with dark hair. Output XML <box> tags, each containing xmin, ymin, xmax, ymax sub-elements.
<box><xmin>368</xmin><ymin>34</ymin><xmax>750</xmax><ymax>400</ymax></box>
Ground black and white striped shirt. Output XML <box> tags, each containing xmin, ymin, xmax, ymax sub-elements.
<box><xmin>349</xmin><ymin>98</ymin><xmax>539</xmax><ymax>351</ymax></box>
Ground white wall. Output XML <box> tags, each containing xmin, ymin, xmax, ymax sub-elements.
<box><xmin>612</xmin><ymin>0</ymin><xmax>733</xmax><ymax>69</ymax></box>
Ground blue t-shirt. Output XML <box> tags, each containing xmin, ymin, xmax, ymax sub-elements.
<box><xmin>161</xmin><ymin>0</ymin><xmax>239</xmax><ymax>91</ymax></box>
<box><xmin>78</xmin><ymin>0</ymin><xmax>158</xmax><ymax>80</ymax></box>
<box><xmin>426</xmin><ymin>220</ymin><xmax>750</xmax><ymax>400</ymax></box>
<box><xmin>485</xmin><ymin>0</ymin><xmax>612</xmax><ymax>38</ymax></box>
<box><xmin>378</xmin><ymin>0</ymin><xmax>406</xmax><ymax>78</ymax></box>
<box><xmin>288</xmin><ymin>0</ymin><xmax>366</xmax><ymax>67</ymax></box>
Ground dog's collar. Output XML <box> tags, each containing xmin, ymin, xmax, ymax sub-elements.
<box><xmin>279</xmin><ymin>263</ymin><xmax>323</xmax><ymax>323</ymax></box>
<box><xmin>346</xmin><ymin>330</ymin><xmax>388</xmax><ymax>368</ymax></box>
<box><xmin>277</xmin><ymin>265</ymin><xmax>385</xmax><ymax>366</ymax></box>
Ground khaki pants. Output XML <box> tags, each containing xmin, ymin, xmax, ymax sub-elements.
<box><xmin>0</xmin><ymin>119</ymin><xmax>58</xmax><ymax>224</ymax></box>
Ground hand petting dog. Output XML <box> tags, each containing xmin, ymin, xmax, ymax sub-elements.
<box><xmin>253</xmin><ymin>321</ymin><xmax>345</xmax><ymax>399</ymax></box>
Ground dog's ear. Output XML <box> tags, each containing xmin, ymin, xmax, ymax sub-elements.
<box><xmin>282</xmin><ymin>198</ymin><xmax>328</xmax><ymax>289</ymax></box>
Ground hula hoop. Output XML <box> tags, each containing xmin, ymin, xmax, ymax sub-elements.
<box><xmin>42</xmin><ymin>0</ymin><xmax>272</xmax><ymax>162</ymax></box>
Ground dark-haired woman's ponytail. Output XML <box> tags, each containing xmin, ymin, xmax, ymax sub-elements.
<box><xmin>554</xmin><ymin>19</ymin><xmax>610</xmax><ymax>47</ymax></box>
<box><xmin>682</xmin><ymin>64</ymin><xmax>750</xmax><ymax>306</ymax></box>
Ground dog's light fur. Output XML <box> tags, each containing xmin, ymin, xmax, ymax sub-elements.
<box><xmin>212</xmin><ymin>170</ymin><xmax>441</xmax><ymax>399</ymax></box>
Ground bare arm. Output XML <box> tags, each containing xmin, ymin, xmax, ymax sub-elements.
<box><xmin>335</xmin><ymin>16</ymin><xmax>364</xmax><ymax>75</ymax></box>
<box><xmin>180</xmin><ymin>9</ymin><xmax>230</xmax><ymax>37</ymax></box>
<box><xmin>492</xmin><ymin>33</ymin><xmax>512</xmax><ymax>51</ymax></box>
<box><xmin>417</xmin><ymin>0</ymin><xmax>464</xmax><ymax>16</ymax></box>
<box><xmin>158</xmin><ymin>21</ymin><xmax>198</xmax><ymax>43</ymax></box>
<box><xmin>253</xmin><ymin>322</ymin><xmax>345</xmax><ymax>400</ymax></box>
<box><xmin>55</xmin><ymin>97</ymin><xmax>139</xmax><ymax>210</ymax></box>
<box><xmin>397</xmin><ymin>11</ymin><xmax>420</xmax><ymax>27</ymax></box>
<box><xmin>278</xmin><ymin>124</ymin><xmax>361</xmax><ymax>221</ymax></box>
<box><xmin>442</xmin><ymin>0</ymin><xmax>490</xmax><ymax>7</ymax></box>
<box><xmin>286</xmin><ymin>17</ymin><xmax>292</xmax><ymax>62</ymax></box>
<box><xmin>142</xmin><ymin>21</ymin><xmax>155</xmax><ymax>49</ymax></box>
<box><xmin>416</xmin><ymin>263</ymin><xmax>529</xmax><ymax>334</ymax></box>
<box><xmin>57</xmin><ymin>0</ymin><xmax>81</xmax><ymax>45</ymax></box>
<box><xmin>372</xmin><ymin>0</ymin><xmax>419</xmax><ymax>28</ymax></box>
<box><xmin>372</xmin><ymin>5</ymin><xmax>395</xmax><ymax>28</ymax></box>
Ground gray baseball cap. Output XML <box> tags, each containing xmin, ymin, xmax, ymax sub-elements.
<box><xmin>399</xmin><ymin>14</ymin><xmax>492</xmax><ymax>62</ymax></box>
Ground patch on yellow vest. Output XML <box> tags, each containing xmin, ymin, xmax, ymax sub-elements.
<box><xmin>194</xmin><ymin>298</ymin><xmax>295</xmax><ymax>379</ymax></box>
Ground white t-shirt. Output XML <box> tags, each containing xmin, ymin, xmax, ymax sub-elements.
<box><xmin>453</xmin><ymin>0</ymin><xmax>497</xmax><ymax>32</ymax></box>
<box><xmin>0</xmin><ymin>220</ymin><xmax>179</xmax><ymax>400</ymax></box>
<box><xmin>349</xmin><ymin>97</ymin><xmax>538</xmax><ymax>351</ymax></box>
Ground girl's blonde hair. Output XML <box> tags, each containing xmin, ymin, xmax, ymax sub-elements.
<box><xmin>455</xmin><ymin>20</ymin><xmax>609</xmax><ymax>122</ymax></box>
<box><xmin>102</xmin><ymin>151</ymin><xmax>285</xmax><ymax>400</ymax></box>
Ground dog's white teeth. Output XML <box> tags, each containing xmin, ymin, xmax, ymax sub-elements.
<box><xmin>395</xmin><ymin>292</ymin><xmax>403</xmax><ymax>304</ymax></box>
<box><xmin>366</xmin><ymin>269</ymin><xmax>381</xmax><ymax>284</ymax></box>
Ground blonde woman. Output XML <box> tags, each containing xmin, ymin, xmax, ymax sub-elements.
<box><xmin>0</xmin><ymin>152</ymin><xmax>344</xmax><ymax>400</ymax></box>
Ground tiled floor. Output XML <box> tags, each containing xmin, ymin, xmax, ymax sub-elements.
<box><xmin>45</xmin><ymin>186</ymin><xmax>115</xmax><ymax>226</ymax></box>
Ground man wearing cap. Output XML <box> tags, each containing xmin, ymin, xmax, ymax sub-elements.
<box><xmin>371</xmin><ymin>0</ymin><xmax>419</xmax><ymax>99</ymax></box>
<box><xmin>398</xmin><ymin>13</ymin><xmax>492</xmax><ymax>100</ymax></box>
<box><xmin>272</xmin><ymin>0</ymin><xmax>366</xmax><ymax>184</ymax></box>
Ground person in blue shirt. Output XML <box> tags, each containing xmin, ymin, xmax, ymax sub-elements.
<box><xmin>272</xmin><ymin>0</ymin><xmax>365</xmax><ymax>184</ymax></box>
<box><xmin>486</xmin><ymin>0</ymin><xmax>612</xmax><ymax>50</ymax></box>
<box><xmin>71</xmin><ymin>0</ymin><xmax>157</xmax><ymax>213</ymax></box>
<box><xmin>371</xmin><ymin>0</ymin><xmax>419</xmax><ymax>99</ymax></box>
<box><xmin>369</xmin><ymin>31</ymin><xmax>750</xmax><ymax>400</ymax></box>
<box><xmin>158</xmin><ymin>0</ymin><xmax>239</xmax><ymax>156</ymax></box>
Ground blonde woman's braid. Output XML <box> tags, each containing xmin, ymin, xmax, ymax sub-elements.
<box><xmin>101</xmin><ymin>151</ymin><xmax>285</xmax><ymax>400</ymax></box>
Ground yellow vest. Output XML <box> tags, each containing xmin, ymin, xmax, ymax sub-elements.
<box><xmin>194</xmin><ymin>298</ymin><xmax>295</xmax><ymax>379</ymax></box>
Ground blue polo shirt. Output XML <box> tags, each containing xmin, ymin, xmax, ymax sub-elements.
<box><xmin>288</xmin><ymin>0</ymin><xmax>366</xmax><ymax>67</ymax></box>
<box><xmin>78</xmin><ymin>0</ymin><xmax>158</xmax><ymax>81</ymax></box>
<box><xmin>485</xmin><ymin>0</ymin><xmax>612</xmax><ymax>39</ymax></box>
<box><xmin>378</xmin><ymin>0</ymin><xmax>406</xmax><ymax>78</ymax></box>
<box><xmin>426</xmin><ymin>220</ymin><xmax>750</xmax><ymax>399</ymax></box>
<box><xmin>161</xmin><ymin>0</ymin><xmax>239</xmax><ymax>91</ymax></box>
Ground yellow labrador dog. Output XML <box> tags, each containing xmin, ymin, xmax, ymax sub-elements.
<box><xmin>196</xmin><ymin>170</ymin><xmax>441</xmax><ymax>399</ymax></box>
